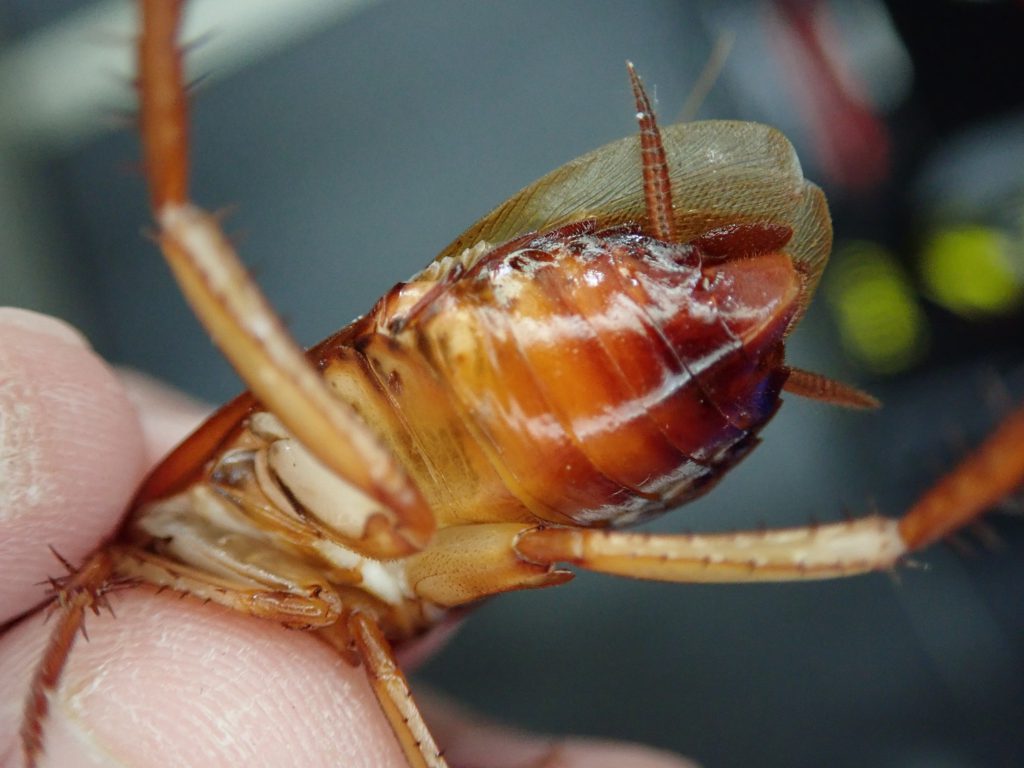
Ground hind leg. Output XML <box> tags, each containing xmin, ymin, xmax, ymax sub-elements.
<box><xmin>517</xmin><ymin>404</ymin><xmax>1024</xmax><ymax>582</ymax></box>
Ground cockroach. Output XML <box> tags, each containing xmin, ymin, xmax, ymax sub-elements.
<box><xmin>11</xmin><ymin>1</ymin><xmax>1024</xmax><ymax>766</ymax></box>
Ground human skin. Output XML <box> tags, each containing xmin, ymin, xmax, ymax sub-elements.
<box><xmin>0</xmin><ymin>308</ymin><xmax>694</xmax><ymax>768</ymax></box>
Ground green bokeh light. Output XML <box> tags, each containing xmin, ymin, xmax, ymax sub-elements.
<box><xmin>920</xmin><ymin>225</ymin><xmax>1023</xmax><ymax>317</ymax></box>
<box><xmin>826</xmin><ymin>241</ymin><xmax>929</xmax><ymax>375</ymax></box>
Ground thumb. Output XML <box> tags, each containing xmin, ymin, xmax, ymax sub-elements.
<box><xmin>0</xmin><ymin>309</ymin><xmax>147</xmax><ymax>623</ymax></box>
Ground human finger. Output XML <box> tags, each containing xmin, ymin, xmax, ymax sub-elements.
<box><xmin>421</xmin><ymin>693</ymin><xmax>699</xmax><ymax>768</ymax></box>
<box><xmin>0</xmin><ymin>309</ymin><xmax>146</xmax><ymax>623</ymax></box>
<box><xmin>0</xmin><ymin>589</ymin><xmax>697</xmax><ymax>768</ymax></box>
<box><xmin>0</xmin><ymin>589</ymin><xmax>409</xmax><ymax>768</ymax></box>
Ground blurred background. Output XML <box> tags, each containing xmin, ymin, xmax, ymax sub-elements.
<box><xmin>1</xmin><ymin>1</ymin><xmax>1022</xmax><ymax>766</ymax></box>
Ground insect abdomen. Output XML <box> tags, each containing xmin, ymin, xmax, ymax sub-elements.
<box><xmin>131</xmin><ymin>217</ymin><xmax>803</xmax><ymax>556</ymax></box>
<box><xmin>402</xmin><ymin>221</ymin><xmax>802</xmax><ymax>527</ymax></box>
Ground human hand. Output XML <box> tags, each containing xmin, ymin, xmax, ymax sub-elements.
<box><xmin>0</xmin><ymin>308</ymin><xmax>695</xmax><ymax>768</ymax></box>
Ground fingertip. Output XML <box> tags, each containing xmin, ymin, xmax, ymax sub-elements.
<box><xmin>0</xmin><ymin>591</ymin><xmax>407</xmax><ymax>768</ymax></box>
<box><xmin>0</xmin><ymin>309</ymin><xmax>90</xmax><ymax>348</ymax></box>
<box><xmin>0</xmin><ymin>310</ymin><xmax>147</xmax><ymax>621</ymax></box>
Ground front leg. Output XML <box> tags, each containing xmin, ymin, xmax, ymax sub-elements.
<box><xmin>11</xmin><ymin>585</ymin><xmax>416</xmax><ymax>768</ymax></box>
<box><xmin>137</xmin><ymin>0</ymin><xmax>433</xmax><ymax>560</ymax></box>
<box><xmin>19</xmin><ymin>540</ymin><xmax>344</xmax><ymax>767</ymax></box>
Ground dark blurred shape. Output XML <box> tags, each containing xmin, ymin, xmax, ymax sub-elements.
<box><xmin>886</xmin><ymin>0</ymin><xmax>1024</xmax><ymax>134</ymax></box>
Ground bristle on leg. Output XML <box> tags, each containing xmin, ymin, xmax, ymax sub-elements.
<box><xmin>21</xmin><ymin>551</ymin><xmax>115</xmax><ymax>767</ymax></box>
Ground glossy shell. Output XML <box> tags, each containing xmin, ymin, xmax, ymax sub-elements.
<box><xmin>126</xmin><ymin>118</ymin><xmax>831</xmax><ymax>641</ymax></box>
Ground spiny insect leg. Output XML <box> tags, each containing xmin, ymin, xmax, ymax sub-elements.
<box><xmin>137</xmin><ymin>0</ymin><xmax>432</xmax><ymax>558</ymax></box>
<box><xmin>19</xmin><ymin>544</ymin><xmax>346</xmax><ymax>766</ymax></box>
<box><xmin>109</xmin><ymin>546</ymin><xmax>343</xmax><ymax>628</ymax></box>
<box><xmin>21</xmin><ymin>551</ymin><xmax>115</xmax><ymax>768</ymax></box>
<box><xmin>349</xmin><ymin>613</ymin><xmax>448</xmax><ymax>768</ymax></box>
<box><xmin>516</xmin><ymin>404</ymin><xmax>1024</xmax><ymax>582</ymax></box>
<box><xmin>898</xmin><ymin>404</ymin><xmax>1024</xmax><ymax>550</ymax></box>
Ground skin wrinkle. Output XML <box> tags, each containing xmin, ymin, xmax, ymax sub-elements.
<box><xmin>0</xmin><ymin>310</ymin><xmax>147</xmax><ymax>620</ymax></box>
<box><xmin>0</xmin><ymin>351</ymin><xmax>50</xmax><ymax>519</ymax></box>
<box><xmin>1</xmin><ymin>592</ymin><xmax>408</xmax><ymax>768</ymax></box>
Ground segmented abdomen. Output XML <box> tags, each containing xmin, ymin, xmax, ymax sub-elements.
<box><xmin>370</xmin><ymin>220</ymin><xmax>801</xmax><ymax>527</ymax></box>
<box><xmin>125</xmin><ymin>218</ymin><xmax>802</xmax><ymax>616</ymax></box>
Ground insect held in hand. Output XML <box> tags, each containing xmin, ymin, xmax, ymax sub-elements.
<box><xmin>17</xmin><ymin>2</ymin><xmax>1024</xmax><ymax>767</ymax></box>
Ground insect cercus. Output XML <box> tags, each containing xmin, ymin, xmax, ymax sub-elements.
<box><xmin>5</xmin><ymin>1</ymin><xmax>1023</xmax><ymax>767</ymax></box>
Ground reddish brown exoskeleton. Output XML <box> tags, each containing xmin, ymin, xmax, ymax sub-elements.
<box><xmin>18</xmin><ymin>2</ymin><xmax>1024</xmax><ymax>767</ymax></box>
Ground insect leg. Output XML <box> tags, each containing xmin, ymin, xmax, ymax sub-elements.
<box><xmin>20</xmin><ymin>546</ymin><xmax>343</xmax><ymax>767</ymax></box>
<box><xmin>349</xmin><ymin>612</ymin><xmax>448</xmax><ymax>768</ymax></box>
<box><xmin>21</xmin><ymin>551</ymin><xmax>115</xmax><ymax>768</ymax></box>
<box><xmin>109</xmin><ymin>546</ymin><xmax>343</xmax><ymax>628</ymax></box>
<box><xmin>137</xmin><ymin>0</ymin><xmax>432</xmax><ymax>559</ymax></box>
<box><xmin>515</xmin><ymin>404</ymin><xmax>1024</xmax><ymax>583</ymax></box>
<box><xmin>405</xmin><ymin>523</ymin><xmax>573</xmax><ymax>606</ymax></box>
<box><xmin>898</xmin><ymin>403</ymin><xmax>1024</xmax><ymax>550</ymax></box>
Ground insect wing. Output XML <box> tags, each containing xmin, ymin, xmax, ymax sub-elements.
<box><xmin>436</xmin><ymin>120</ymin><xmax>831</xmax><ymax>322</ymax></box>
